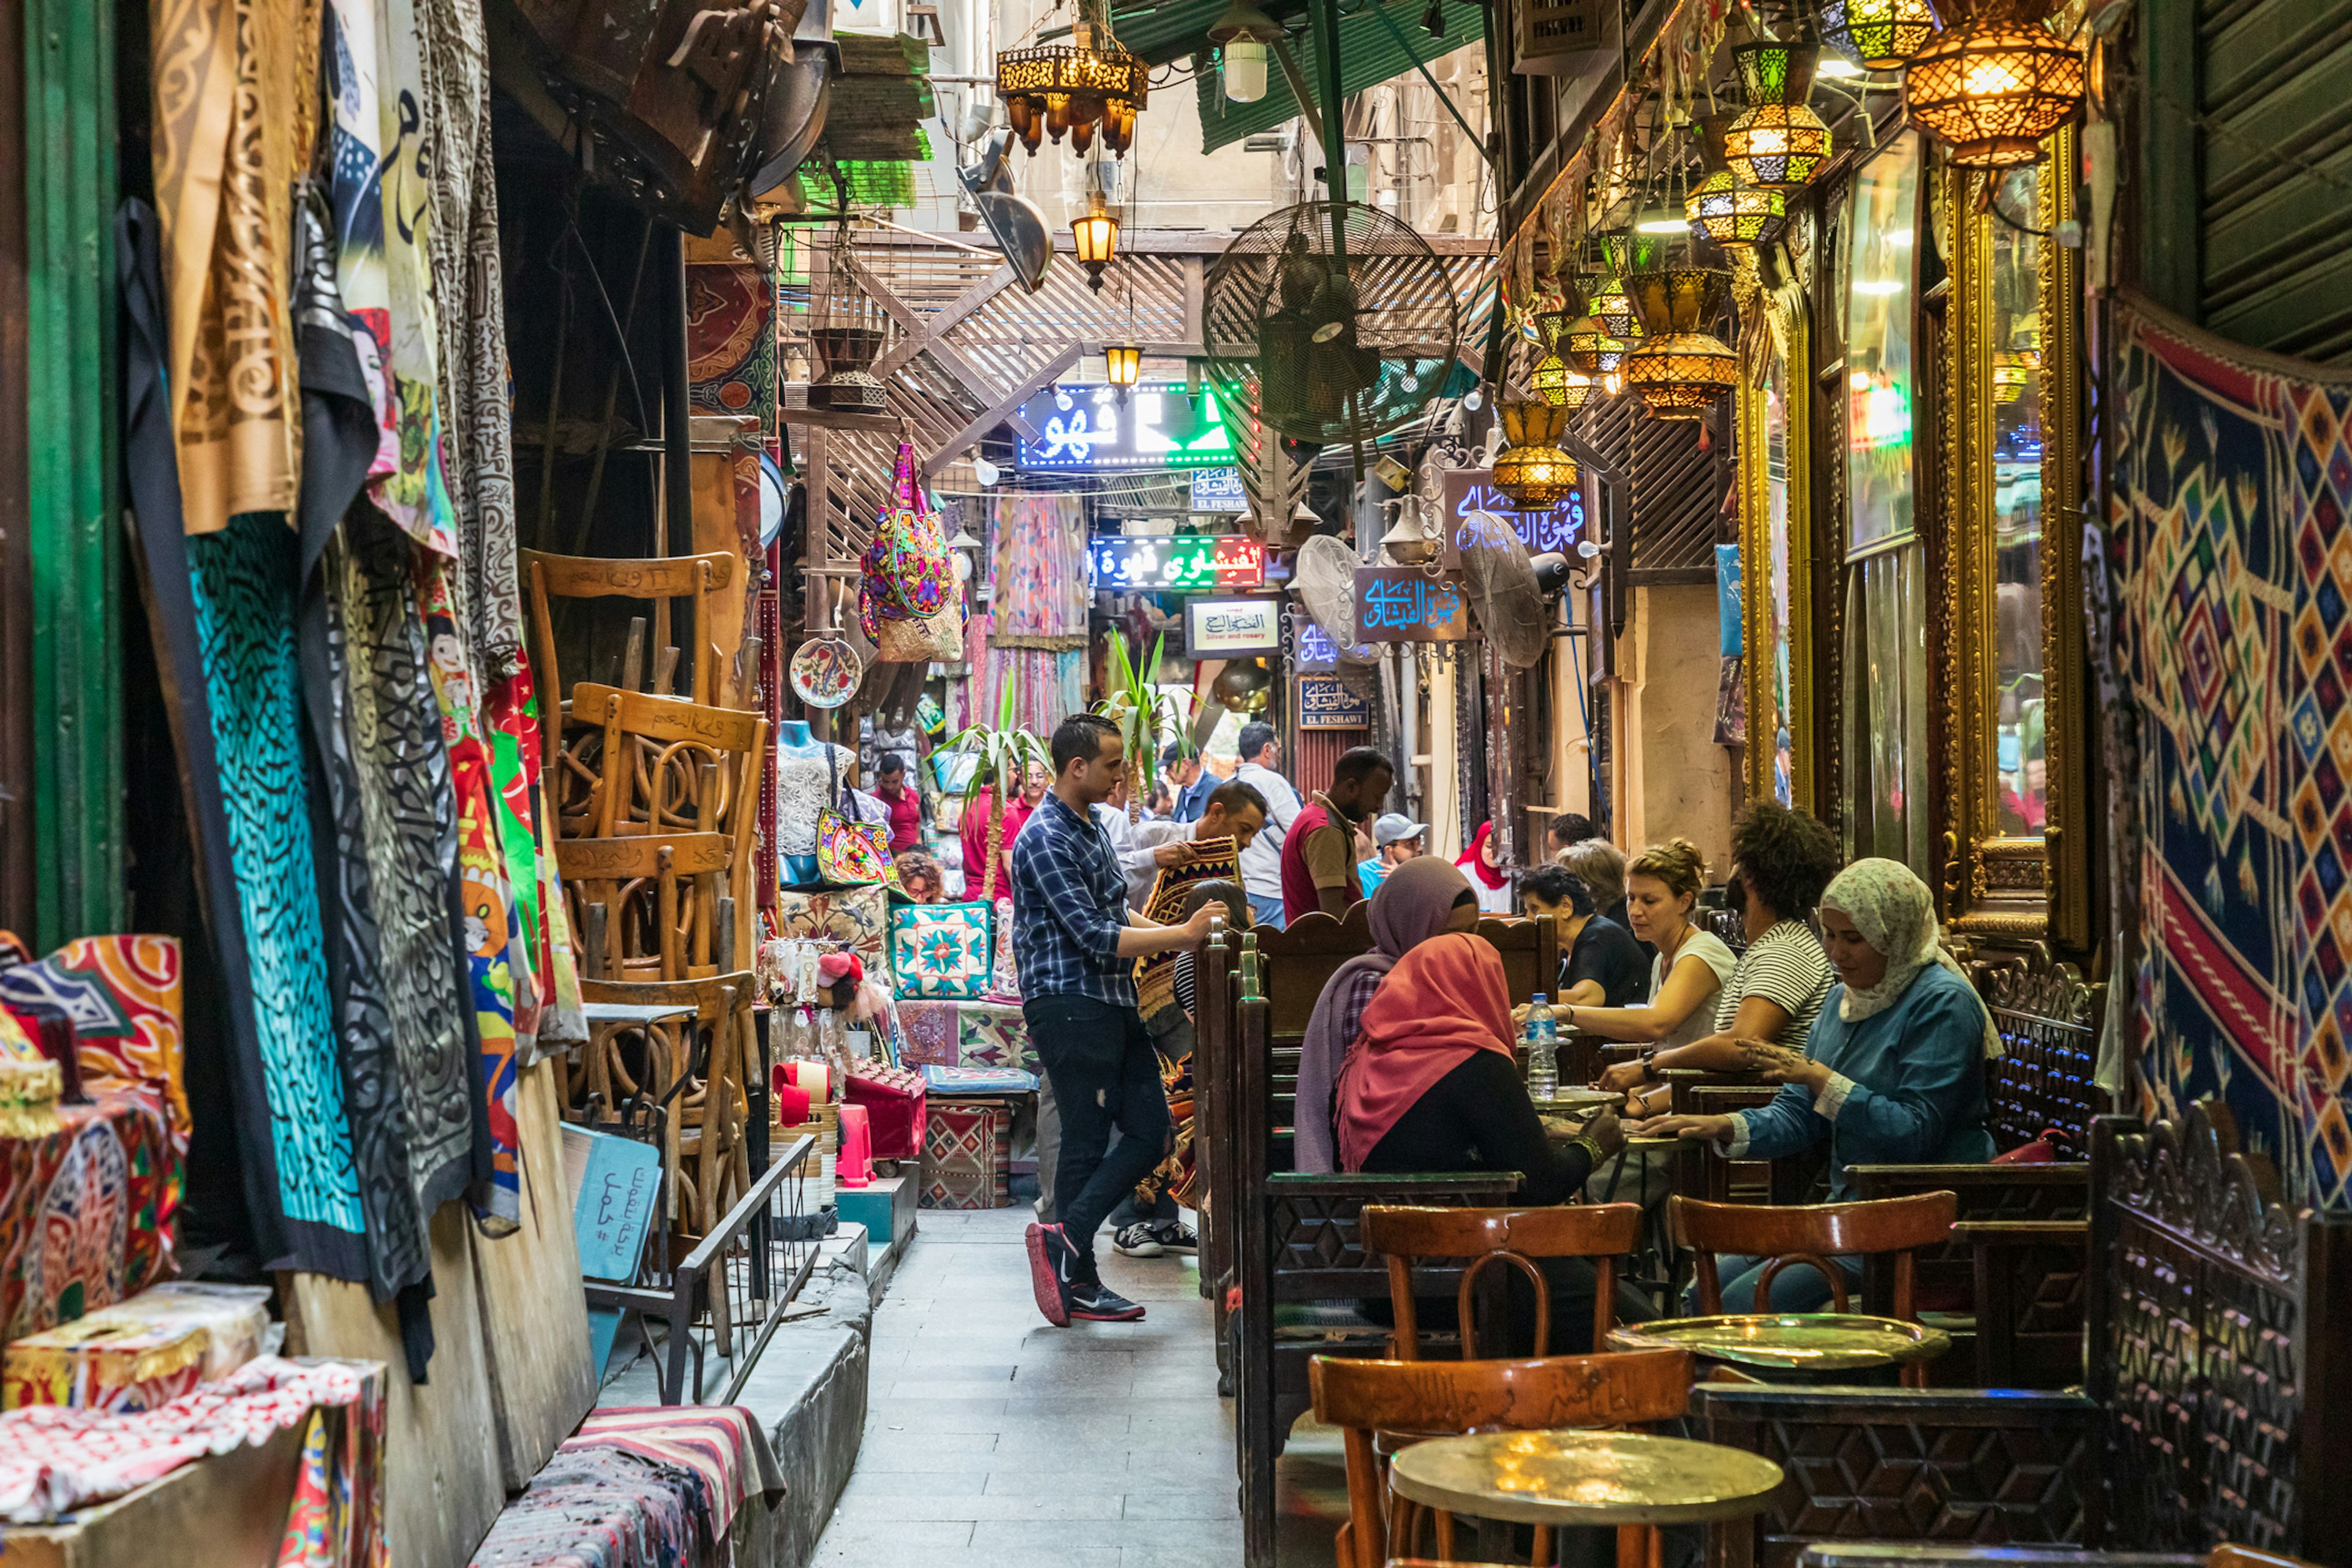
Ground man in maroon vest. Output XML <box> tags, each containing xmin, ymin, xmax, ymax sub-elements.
<box><xmin>1280</xmin><ymin>746</ymin><xmax>1396</xmax><ymax>924</ymax></box>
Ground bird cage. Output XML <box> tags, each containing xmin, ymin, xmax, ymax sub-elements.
<box><xmin>807</xmin><ymin>219</ymin><xmax>890</xmax><ymax>412</ymax></box>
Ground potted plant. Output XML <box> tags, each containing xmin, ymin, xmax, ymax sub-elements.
<box><xmin>1094</xmin><ymin>630</ymin><xmax>1197</xmax><ymax>822</ymax></box>
<box><xmin>943</xmin><ymin>684</ymin><xmax>1049</xmax><ymax>904</ymax></box>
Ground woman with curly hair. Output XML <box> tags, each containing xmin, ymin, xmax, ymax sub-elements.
<box><xmin>1596</xmin><ymin>801</ymin><xmax>1841</xmax><ymax>1099</ymax></box>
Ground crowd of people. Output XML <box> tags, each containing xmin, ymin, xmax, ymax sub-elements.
<box><xmin>940</xmin><ymin>711</ymin><xmax>2000</xmax><ymax>1334</ymax></box>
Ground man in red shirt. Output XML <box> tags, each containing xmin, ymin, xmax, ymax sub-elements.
<box><xmin>874</xmin><ymin>752</ymin><xmax>923</xmax><ymax>853</ymax></box>
<box><xmin>1280</xmin><ymin>746</ymin><xmax>1396</xmax><ymax>924</ymax></box>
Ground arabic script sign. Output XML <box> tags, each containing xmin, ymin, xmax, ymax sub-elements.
<box><xmin>1014</xmin><ymin>385</ymin><xmax>1235</xmax><ymax>471</ymax></box>
<box><xmin>1353</xmin><ymin>567</ymin><xmax>1472</xmax><ymax>642</ymax></box>
<box><xmin>1185</xmin><ymin>597</ymin><xmax>1284</xmax><ymax>655</ymax></box>
<box><xmin>1439</xmin><ymin>468</ymin><xmax>1586</xmax><ymax>568</ymax></box>
<box><xmin>1088</xmin><ymin>533</ymin><xmax>1265</xmax><ymax>592</ymax></box>
<box><xmin>1299</xmin><ymin>674</ymin><xmax>1370</xmax><ymax>729</ymax></box>
<box><xmin>1191</xmin><ymin>466</ymin><xmax>1248</xmax><ymax>511</ymax></box>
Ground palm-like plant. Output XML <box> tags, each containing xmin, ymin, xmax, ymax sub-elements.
<box><xmin>944</xmin><ymin>684</ymin><xmax>1049</xmax><ymax>904</ymax></box>
<box><xmin>1095</xmin><ymin>630</ymin><xmax>1197</xmax><ymax>821</ymax></box>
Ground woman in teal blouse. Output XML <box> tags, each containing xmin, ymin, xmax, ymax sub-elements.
<box><xmin>1630</xmin><ymin>858</ymin><xmax>2000</xmax><ymax>1311</ymax></box>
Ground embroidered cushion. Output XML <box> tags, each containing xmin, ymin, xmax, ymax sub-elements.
<box><xmin>889</xmin><ymin>903</ymin><xmax>992</xmax><ymax>1000</ymax></box>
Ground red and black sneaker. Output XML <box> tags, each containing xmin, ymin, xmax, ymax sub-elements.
<box><xmin>1024</xmin><ymin>1221</ymin><xmax>1075</xmax><ymax>1327</ymax></box>
<box><xmin>1068</xmin><ymin>1282</ymin><xmax>1147</xmax><ymax>1322</ymax></box>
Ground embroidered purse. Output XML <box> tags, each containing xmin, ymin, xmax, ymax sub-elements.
<box><xmin>813</xmin><ymin>747</ymin><xmax>893</xmax><ymax>888</ymax></box>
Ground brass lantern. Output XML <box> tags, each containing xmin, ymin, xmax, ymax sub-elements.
<box><xmin>1822</xmin><ymin>0</ymin><xmax>1936</xmax><ymax>70</ymax></box>
<box><xmin>1621</xmin><ymin>264</ymin><xmax>1738</xmax><ymax>418</ymax></box>
<box><xmin>1585</xmin><ymin>273</ymin><xmax>1637</xmax><ymax>339</ymax></box>
<box><xmin>1562</xmin><ymin>315</ymin><xmax>1629</xmax><ymax>375</ymax></box>
<box><xmin>1531</xmin><ymin>353</ymin><xmax>1574</xmax><ymax>405</ymax></box>
<box><xmin>1725</xmin><ymin>43</ymin><xmax>1833</xmax><ymax>189</ymax></box>
<box><xmin>996</xmin><ymin>17</ymin><xmax>1151</xmax><ymax>157</ymax></box>
<box><xmin>1492</xmin><ymin>399</ymin><xmax>1580</xmax><ymax>508</ymax></box>
<box><xmin>1904</xmin><ymin>1</ymin><xmax>2086</xmax><ymax>169</ymax></box>
<box><xmin>1106</xmin><ymin>341</ymin><xmax>1142</xmax><ymax>386</ymax></box>
<box><xmin>1687</xmin><ymin>111</ymin><xmax>1788</xmax><ymax>249</ymax></box>
<box><xmin>1072</xmin><ymin>192</ymin><xmax>1120</xmax><ymax>292</ymax></box>
<box><xmin>1554</xmin><ymin>366</ymin><xmax>1616</xmax><ymax>412</ymax></box>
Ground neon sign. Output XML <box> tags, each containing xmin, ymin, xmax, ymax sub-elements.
<box><xmin>1014</xmin><ymin>384</ymin><xmax>1237</xmax><ymax>470</ymax></box>
<box><xmin>1088</xmin><ymin>533</ymin><xmax>1265</xmax><ymax>592</ymax></box>
<box><xmin>1439</xmin><ymin>469</ymin><xmax>1585</xmax><ymax>565</ymax></box>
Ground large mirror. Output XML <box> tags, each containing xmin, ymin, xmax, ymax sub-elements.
<box><xmin>1940</xmin><ymin>127</ymin><xmax>2087</xmax><ymax>944</ymax></box>
<box><xmin>1742</xmin><ymin>307</ymin><xmax>1810</xmax><ymax>810</ymax></box>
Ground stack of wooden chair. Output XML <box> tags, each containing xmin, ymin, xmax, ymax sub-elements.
<box><xmin>522</xmin><ymin>548</ymin><xmax>770</xmax><ymax>1242</ymax></box>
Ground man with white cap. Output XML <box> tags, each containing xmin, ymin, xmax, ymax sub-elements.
<box><xmin>1356</xmin><ymin>812</ymin><xmax>1428</xmax><ymax>899</ymax></box>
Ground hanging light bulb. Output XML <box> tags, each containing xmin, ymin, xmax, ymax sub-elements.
<box><xmin>1904</xmin><ymin>0</ymin><xmax>2086</xmax><ymax>169</ymax></box>
<box><xmin>1725</xmin><ymin>43</ymin><xmax>1833</xmax><ymax>189</ymax></box>
<box><xmin>1206</xmin><ymin>0</ymin><xmax>1280</xmax><ymax>105</ymax></box>
<box><xmin>1071</xmin><ymin>191</ymin><xmax>1120</xmax><ymax>292</ymax></box>
<box><xmin>973</xmin><ymin>456</ymin><xmax>1001</xmax><ymax>486</ymax></box>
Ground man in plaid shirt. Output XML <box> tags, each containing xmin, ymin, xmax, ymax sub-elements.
<box><xmin>1016</xmin><ymin>714</ymin><xmax>1218</xmax><ymax>1325</ymax></box>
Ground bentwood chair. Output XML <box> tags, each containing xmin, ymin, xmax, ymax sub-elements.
<box><xmin>556</xmin><ymin>832</ymin><xmax>732</xmax><ymax>983</ymax></box>
<box><xmin>1310</xmin><ymin>1347</ymin><xmax>1692</xmax><ymax>1568</ymax></box>
<box><xmin>1672</xmin><ymin>1191</ymin><xmax>1959</xmax><ymax>1387</ymax></box>
<box><xmin>580</xmin><ymin>973</ymin><xmax>755</xmax><ymax>1240</ymax></box>
<box><xmin>1362</xmin><ymin>1202</ymin><xmax>1645</xmax><ymax>1360</ymax></box>
<box><xmin>522</xmin><ymin>548</ymin><xmax>739</xmax><ymax>739</ymax></box>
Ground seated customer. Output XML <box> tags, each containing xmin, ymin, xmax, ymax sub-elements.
<box><xmin>1553</xmin><ymin>840</ymin><xmax>1736</xmax><ymax>1051</ymax></box>
<box><xmin>1559</xmin><ymin>837</ymin><xmax>1648</xmax><ymax>959</ymax></box>
<box><xmin>1518</xmin><ymin>865</ymin><xmax>1648</xmax><ymax>1007</ymax></box>
<box><xmin>1630</xmin><ymin>858</ymin><xmax>2000</xmax><ymax>1311</ymax></box>
<box><xmin>1293</xmin><ymin>857</ymin><xmax>1465</xmax><ymax>1174</ymax></box>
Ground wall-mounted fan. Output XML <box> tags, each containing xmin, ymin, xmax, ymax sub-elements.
<box><xmin>1455</xmin><ymin>512</ymin><xmax>1548</xmax><ymax>670</ymax></box>
<box><xmin>1292</xmin><ymin>534</ymin><xmax>1379</xmax><ymax>666</ymax></box>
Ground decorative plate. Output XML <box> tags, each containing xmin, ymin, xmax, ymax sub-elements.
<box><xmin>790</xmin><ymin>636</ymin><xmax>861</xmax><ymax>709</ymax></box>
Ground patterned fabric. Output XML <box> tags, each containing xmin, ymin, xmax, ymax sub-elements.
<box><xmin>816</xmin><ymin>810</ymin><xmax>894</xmax><ymax>888</ymax></box>
<box><xmin>1</xmin><ymin>936</ymin><xmax>190</xmax><ymax>1142</ymax></box>
<box><xmin>146</xmin><ymin>0</ymin><xmax>309</xmax><ymax>534</ymax></box>
<box><xmin>4</xmin><ymin>1283</ymin><xmax>270</xmax><ymax>1412</ymax></box>
<box><xmin>890</xmin><ymin>903</ymin><xmax>993</xmax><ymax>1000</ymax></box>
<box><xmin>1009</xmin><ymin>794</ymin><xmax>1134</xmax><ymax>1008</ymax></box>
<box><xmin>561</xmin><ymin>1406</ymin><xmax>785</xmax><ymax>1536</ymax></box>
<box><xmin>470</xmin><ymin>1444</ymin><xmax>703</xmax><ymax>1568</ymax></box>
<box><xmin>2114</xmin><ymin>293</ymin><xmax>2352</xmax><ymax>1207</ymax></box>
<box><xmin>895</xmin><ymin>999</ymin><xmax>959</xmax><ymax>1066</ymax></box>
<box><xmin>0</xmin><ymin>1090</ymin><xmax>179</xmax><ymax>1339</ymax></box>
<box><xmin>954</xmin><ymin>1001</ymin><xmax>1036</xmax><ymax>1074</ymax></box>
<box><xmin>188</xmin><ymin>514</ymin><xmax>368</xmax><ymax>1276</ymax></box>
<box><xmin>0</xmin><ymin>1006</ymin><xmax>59</xmax><ymax>1141</ymax></box>
<box><xmin>984</xmin><ymin>494</ymin><xmax>1089</xmax><ymax>646</ymax></box>
<box><xmin>921</xmin><ymin>1099</ymin><xmax>1012</xmax><ymax>1210</ymax></box>
<box><xmin>337</xmin><ymin>513</ymin><xmax>483</xmax><ymax>1215</ymax></box>
<box><xmin>0</xmin><ymin>1355</ymin><xmax>385</xmax><ymax>1528</ymax></box>
<box><xmin>688</xmin><ymin>256</ymin><xmax>777</xmax><ymax>429</ymax></box>
<box><xmin>774</xmin><ymin>886</ymin><xmax>890</xmax><ymax>976</ymax></box>
<box><xmin>276</xmin><ymin>1409</ymin><xmax>336</xmax><ymax>1568</ymax></box>
<box><xmin>858</xmin><ymin>442</ymin><xmax>953</xmax><ymax>638</ymax></box>
<box><xmin>1133</xmin><ymin>1048</ymin><xmax>1197</xmax><ymax>1213</ymax></box>
<box><xmin>1133</xmin><ymin>836</ymin><xmax>1238</xmax><ymax>1018</ymax></box>
<box><xmin>919</xmin><ymin>1065</ymin><xmax>1036</xmax><ymax>1094</ymax></box>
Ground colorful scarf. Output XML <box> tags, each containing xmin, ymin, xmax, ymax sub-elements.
<box><xmin>1335</xmin><ymin>932</ymin><xmax>1516</xmax><ymax>1170</ymax></box>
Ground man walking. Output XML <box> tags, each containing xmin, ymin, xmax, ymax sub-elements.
<box><xmin>1016</xmin><ymin>714</ymin><xmax>1218</xmax><ymax>1325</ymax></box>
<box><xmin>1167</xmin><ymin>744</ymin><xmax>1216</xmax><ymax>823</ymax></box>
<box><xmin>1232</xmin><ymin>723</ymin><xmax>1301</xmax><ymax>929</ymax></box>
<box><xmin>1279</xmin><ymin>747</ymin><xmax>1395</xmax><ymax>923</ymax></box>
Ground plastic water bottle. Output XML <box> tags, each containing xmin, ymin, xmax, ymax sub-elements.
<box><xmin>1524</xmin><ymin>993</ymin><xmax>1559</xmax><ymax>1104</ymax></box>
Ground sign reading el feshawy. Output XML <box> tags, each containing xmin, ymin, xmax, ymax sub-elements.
<box><xmin>1185</xmin><ymin>597</ymin><xmax>1284</xmax><ymax>655</ymax></box>
<box><xmin>1016</xmin><ymin>385</ymin><xmax>1235</xmax><ymax>471</ymax></box>
<box><xmin>1089</xmin><ymin>533</ymin><xmax>1265</xmax><ymax>592</ymax></box>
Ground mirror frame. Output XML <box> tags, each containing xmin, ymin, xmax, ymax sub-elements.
<box><xmin>1937</xmin><ymin>126</ymin><xmax>2087</xmax><ymax>945</ymax></box>
<box><xmin>1740</xmin><ymin>297</ymin><xmax>1815</xmax><ymax>811</ymax></box>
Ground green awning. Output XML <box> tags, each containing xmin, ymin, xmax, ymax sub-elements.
<box><xmin>1069</xmin><ymin>0</ymin><xmax>1485</xmax><ymax>153</ymax></box>
<box><xmin>1188</xmin><ymin>0</ymin><xmax>1485</xmax><ymax>154</ymax></box>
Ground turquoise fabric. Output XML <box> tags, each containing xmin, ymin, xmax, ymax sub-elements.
<box><xmin>1736</xmin><ymin>963</ymin><xmax>1994</xmax><ymax>1200</ymax></box>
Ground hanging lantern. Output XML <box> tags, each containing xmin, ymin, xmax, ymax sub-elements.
<box><xmin>1621</xmin><ymin>263</ymin><xmax>1737</xmax><ymax>418</ymax></box>
<box><xmin>1206</xmin><ymin>0</ymin><xmax>1281</xmax><ymax>104</ymax></box>
<box><xmin>1585</xmin><ymin>273</ymin><xmax>1637</xmax><ymax>339</ymax></box>
<box><xmin>1553</xmin><ymin>365</ymin><xmax>1615</xmax><ymax>412</ymax></box>
<box><xmin>1535</xmin><ymin>292</ymin><xmax>1576</xmax><ymax>350</ymax></box>
<box><xmin>1071</xmin><ymin>192</ymin><xmax>1120</xmax><ymax>292</ymax></box>
<box><xmin>1493</xmin><ymin>399</ymin><xmax>1581</xmax><ymax>508</ymax></box>
<box><xmin>996</xmin><ymin>15</ymin><xmax>1151</xmax><ymax>158</ymax></box>
<box><xmin>1725</xmin><ymin>43</ymin><xmax>1833</xmax><ymax>189</ymax></box>
<box><xmin>1822</xmin><ymin>0</ymin><xmax>1936</xmax><ymax>70</ymax></box>
<box><xmin>1531</xmin><ymin>353</ymin><xmax>1573</xmax><ymax>405</ymax></box>
<box><xmin>1904</xmin><ymin>1</ymin><xmax>2086</xmax><ymax>169</ymax></box>
<box><xmin>1687</xmin><ymin>111</ymin><xmax>1788</xmax><ymax>249</ymax></box>
<box><xmin>1562</xmin><ymin>316</ymin><xmax>1628</xmax><ymax>374</ymax></box>
<box><xmin>1106</xmin><ymin>341</ymin><xmax>1142</xmax><ymax>388</ymax></box>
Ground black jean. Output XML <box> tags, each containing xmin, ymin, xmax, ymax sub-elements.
<box><xmin>1024</xmin><ymin>993</ymin><xmax>1172</xmax><ymax>1280</ymax></box>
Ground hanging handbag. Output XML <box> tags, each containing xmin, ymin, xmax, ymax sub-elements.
<box><xmin>860</xmin><ymin>442</ymin><xmax>962</xmax><ymax>662</ymax></box>
<box><xmin>815</xmin><ymin>745</ymin><xmax>894</xmax><ymax>888</ymax></box>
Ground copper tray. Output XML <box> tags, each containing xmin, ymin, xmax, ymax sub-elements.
<box><xmin>1604</xmin><ymin>1313</ymin><xmax>1953</xmax><ymax>1369</ymax></box>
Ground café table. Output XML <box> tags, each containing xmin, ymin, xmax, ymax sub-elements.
<box><xmin>1388</xmin><ymin>1428</ymin><xmax>1784</xmax><ymax>1529</ymax></box>
<box><xmin>1603</xmin><ymin>1313</ymin><xmax>1952</xmax><ymax>1374</ymax></box>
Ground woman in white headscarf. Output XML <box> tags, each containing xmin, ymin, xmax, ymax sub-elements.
<box><xmin>1630</xmin><ymin>858</ymin><xmax>2000</xmax><ymax>1311</ymax></box>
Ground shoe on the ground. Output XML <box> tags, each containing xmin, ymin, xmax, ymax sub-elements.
<box><xmin>1113</xmin><ymin>1222</ymin><xmax>1166</xmax><ymax>1258</ymax></box>
<box><xmin>1068</xmin><ymin>1282</ymin><xmax>1147</xmax><ymax>1322</ymax></box>
<box><xmin>1152</xmin><ymin>1221</ymin><xmax>1199</xmax><ymax>1254</ymax></box>
<box><xmin>1024</xmin><ymin>1222</ymin><xmax>1075</xmax><ymax>1327</ymax></box>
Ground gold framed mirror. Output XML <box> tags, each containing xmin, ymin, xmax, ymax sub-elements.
<box><xmin>1741</xmin><ymin>292</ymin><xmax>1813</xmax><ymax>810</ymax></box>
<box><xmin>1938</xmin><ymin>126</ymin><xmax>2087</xmax><ymax>944</ymax></box>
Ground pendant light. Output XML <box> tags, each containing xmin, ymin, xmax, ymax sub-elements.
<box><xmin>997</xmin><ymin>9</ymin><xmax>1150</xmax><ymax>157</ymax></box>
<box><xmin>1687</xmin><ymin>111</ymin><xmax>1788</xmax><ymax>250</ymax></box>
<box><xmin>1622</xmin><ymin>238</ymin><xmax>1738</xmax><ymax>420</ymax></box>
<box><xmin>1904</xmin><ymin>1</ymin><xmax>2086</xmax><ymax>169</ymax></box>
<box><xmin>1822</xmin><ymin>0</ymin><xmax>1936</xmax><ymax>71</ymax></box>
<box><xmin>1106</xmin><ymin>341</ymin><xmax>1142</xmax><ymax>386</ymax></box>
<box><xmin>1205</xmin><ymin>0</ymin><xmax>1281</xmax><ymax>105</ymax></box>
<box><xmin>1071</xmin><ymin>191</ymin><xmax>1120</xmax><ymax>292</ymax></box>
<box><xmin>1724</xmin><ymin>42</ymin><xmax>1833</xmax><ymax>190</ymax></box>
<box><xmin>1531</xmin><ymin>353</ymin><xmax>1574</xmax><ymax>405</ymax></box>
<box><xmin>1492</xmin><ymin>399</ymin><xmax>1580</xmax><ymax>509</ymax></box>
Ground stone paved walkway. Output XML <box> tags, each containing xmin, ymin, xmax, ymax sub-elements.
<box><xmin>810</xmin><ymin>1206</ymin><xmax>1249</xmax><ymax>1568</ymax></box>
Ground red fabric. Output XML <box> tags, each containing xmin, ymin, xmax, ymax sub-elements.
<box><xmin>1280</xmin><ymin>801</ymin><xmax>1360</xmax><ymax>925</ymax></box>
<box><xmin>958</xmin><ymin>789</ymin><xmax>1034</xmax><ymax>902</ymax></box>
<box><xmin>1335</xmin><ymin>933</ymin><xmax>1515</xmax><ymax>1169</ymax></box>
<box><xmin>877</xmin><ymin>783</ymin><xmax>922</xmax><ymax>853</ymax></box>
<box><xmin>1455</xmin><ymin>821</ymin><xmax>1509</xmax><ymax>891</ymax></box>
<box><xmin>1991</xmin><ymin>1132</ymin><xmax>2063</xmax><ymax>1164</ymax></box>
<box><xmin>844</xmin><ymin>1060</ymin><xmax>928</xmax><ymax>1159</ymax></box>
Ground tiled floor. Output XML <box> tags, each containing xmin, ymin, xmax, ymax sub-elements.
<box><xmin>812</xmin><ymin>1205</ymin><xmax>1252</xmax><ymax>1567</ymax></box>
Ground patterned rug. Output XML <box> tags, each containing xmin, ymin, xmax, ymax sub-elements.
<box><xmin>2116</xmin><ymin>292</ymin><xmax>2352</xmax><ymax>1208</ymax></box>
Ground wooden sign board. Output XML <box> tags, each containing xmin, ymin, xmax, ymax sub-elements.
<box><xmin>1354</xmin><ymin>567</ymin><xmax>1473</xmax><ymax>642</ymax></box>
<box><xmin>1299</xmin><ymin>674</ymin><xmax>1370</xmax><ymax>729</ymax></box>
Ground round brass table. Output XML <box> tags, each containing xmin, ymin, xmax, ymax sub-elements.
<box><xmin>1387</xmin><ymin>1429</ymin><xmax>1784</xmax><ymax>1527</ymax></box>
<box><xmin>1604</xmin><ymin>1313</ymin><xmax>1952</xmax><ymax>1372</ymax></box>
<box><xmin>1533</xmin><ymin>1087</ymin><xmax>1624</xmax><ymax>1116</ymax></box>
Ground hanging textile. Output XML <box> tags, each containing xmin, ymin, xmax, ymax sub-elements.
<box><xmin>0</xmin><ymin>935</ymin><xmax>189</xmax><ymax>1164</ymax></box>
<box><xmin>146</xmin><ymin>0</ymin><xmax>315</xmax><ymax>534</ymax></box>
<box><xmin>0</xmin><ymin>1091</ymin><xmax>179</xmax><ymax>1341</ymax></box>
<box><xmin>967</xmin><ymin>494</ymin><xmax>1090</xmax><ymax>731</ymax></box>
<box><xmin>2114</xmin><ymin>291</ymin><xmax>2352</xmax><ymax>1210</ymax></box>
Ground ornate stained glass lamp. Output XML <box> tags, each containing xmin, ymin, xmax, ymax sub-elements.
<box><xmin>1822</xmin><ymin>0</ymin><xmax>1936</xmax><ymax>71</ymax></box>
<box><xmin>1904</xmin><ymin>0</ymin><xmax>2086</xmax><ymax>169</ymax></box>
<box><xmin>1725</xmin><ymin>42</ymin><xmax>1833</xmax><ymax>190</ymax></box>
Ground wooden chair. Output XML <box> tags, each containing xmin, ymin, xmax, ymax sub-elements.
<box><xmin>1968</xmin><ymin>948</ymin><xmax>2103</xmax><ymax>1157</ymax></box>
<box><xmin>1362</xmin><ymin>1202</ymin><xmax>1645</xmax><ymax>1359</ymax></box>
<box><xmin>580</xmin><ymin>973</ymin><xmax>755</xmax><ymax>1237</ymax></box>
<box><xmin>1311</xmin><ymin>1346</ymin><xmax>1692</xmax><ymax>1568</ymax></box>
<box><xmin>523</xmin><ymin>548</ymin><xmax>741</xmax><ymax>736</ymax></box>
<box><xmin>557</xmin><ymin>832</ymin><xmax>732</xmax><ymax>982</ymax></box>
<box><xmin>1674</xmin><ymin>1191</ymin><xmax>1958</xmax><ymax>1387</ymax></box>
